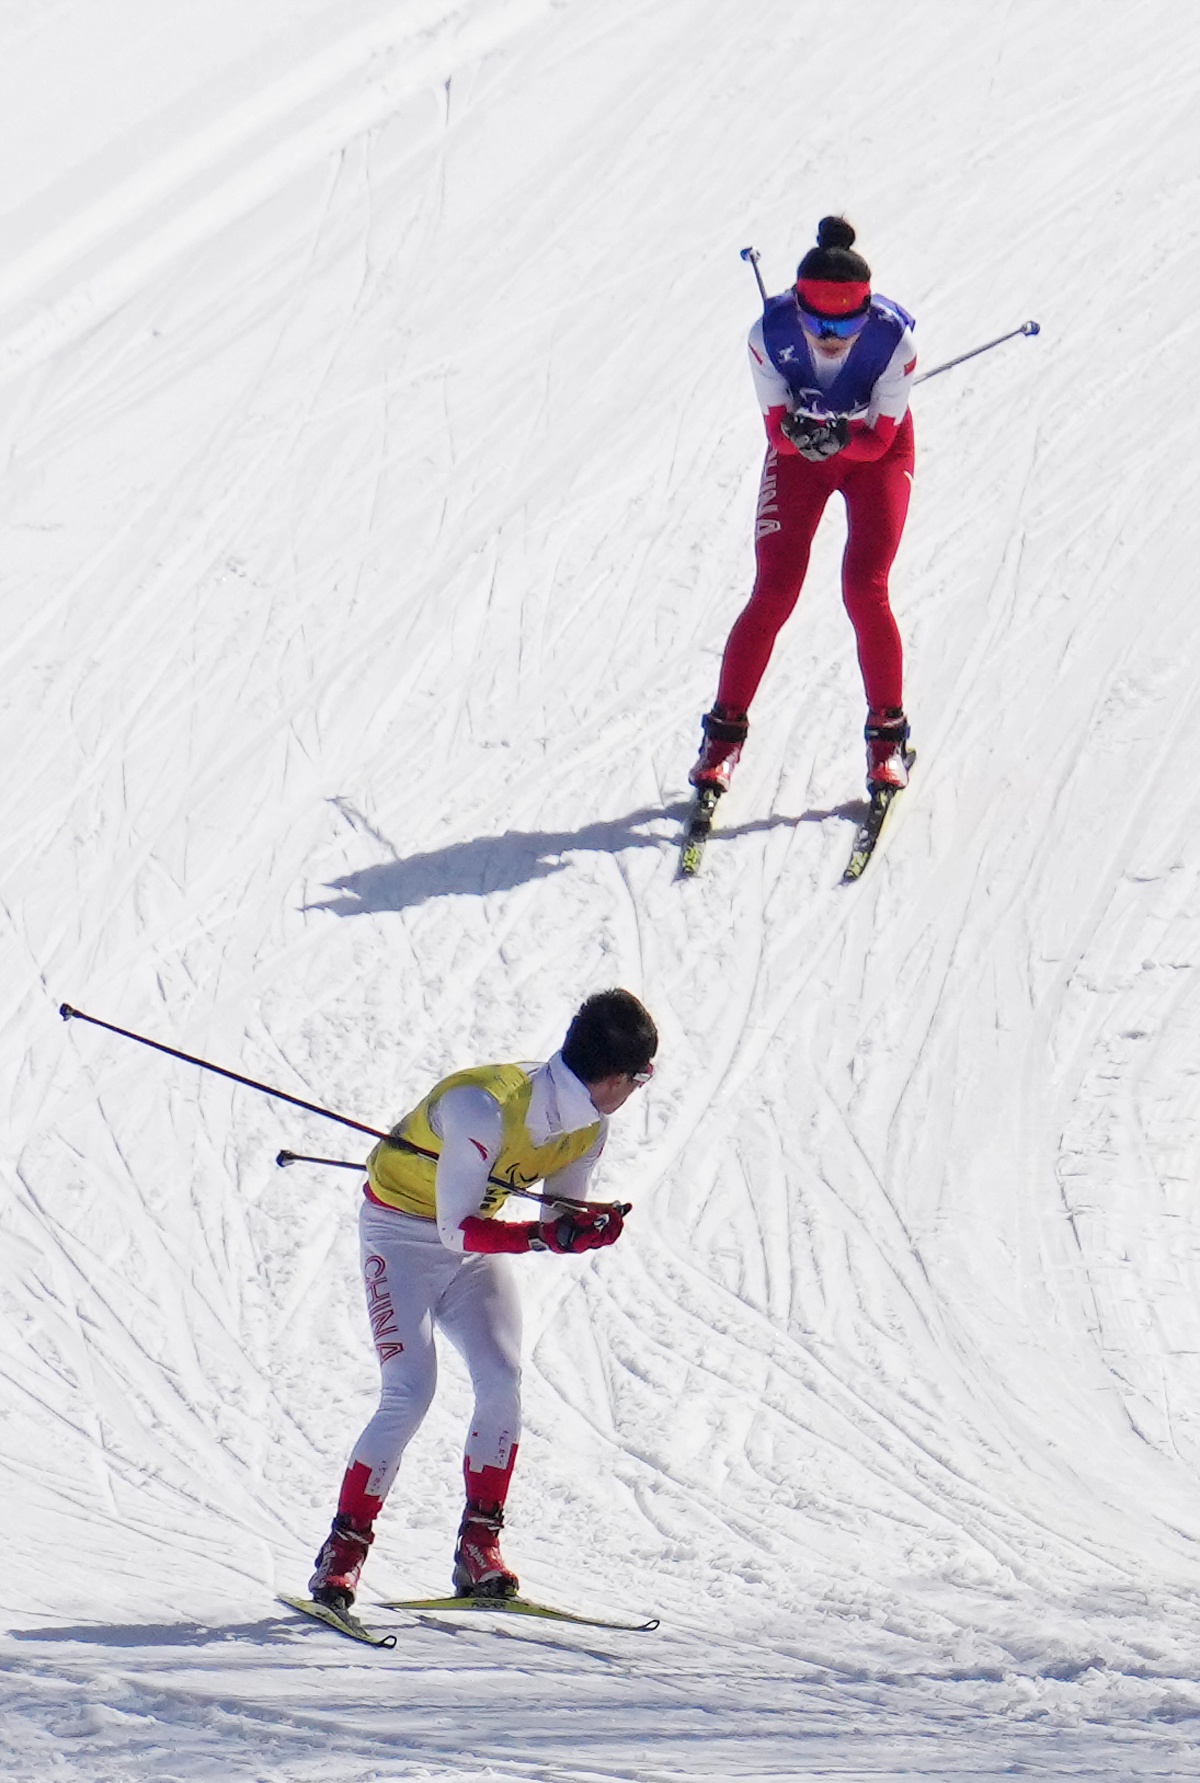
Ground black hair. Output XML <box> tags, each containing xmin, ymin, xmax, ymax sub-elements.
<box><xmin>561</xmin><ymin>988</ymin><xmax>658</xmax><ymax>1084</ymax></box>
<box><xmin>796</xmin><ymin>215</ymin><xmax>872</xmax><ymax>285</ymax></box>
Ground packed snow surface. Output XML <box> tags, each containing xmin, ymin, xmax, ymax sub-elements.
<box><xmin>4</xmin><ymin>2</ymin><xmax>1200</xmax><ymax>1778</ymax></box>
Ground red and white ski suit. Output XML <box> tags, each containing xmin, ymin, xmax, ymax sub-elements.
<box><xmin>714</xmin><ymin>314</ymin><xmax>917</xmax><ymax>716</ymax></box>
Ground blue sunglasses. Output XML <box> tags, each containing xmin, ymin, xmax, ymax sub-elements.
<box><xmin>796</xmin><ymin>299</ymin><xmax>869</xmax><ymax>341</ymax></box>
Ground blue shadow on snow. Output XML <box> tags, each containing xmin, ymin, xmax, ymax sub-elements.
<box><xmin>308</xmin><ymin>801</ymin><xmax>856</xmax><ymax>916</ymax></box>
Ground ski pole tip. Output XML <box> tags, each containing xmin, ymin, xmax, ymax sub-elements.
<box><xmin>276</xmin><ymin>1150</ymin><xmax>295</xmax><ymax>1167</ymax></box>
<box><xmin>739</xmin><ymin>245</ymin><xmax>758</xmax><ymax>262</ymax></box>
<box><xmin>59</xmin><ymin>1002</ymin><xmax>77</xmax><ymax>1021</ymax></box>
<box><xmin>1023</xmin><ymin>320</ymin><xmax>1041</xmax><ymax>336</ymax></box>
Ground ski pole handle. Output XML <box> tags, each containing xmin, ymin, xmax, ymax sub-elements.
<box><xmin>740</xmin><ymin>245</ymin><xmax>768</xmax><ymax>305</ymax></box>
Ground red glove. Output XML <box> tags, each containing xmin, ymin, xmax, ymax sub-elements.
<box><xmin>459</xmin><ymin>1205</ymin><xmax>628</xmax><ymax>1255</ymax></box>
<box><xmin>536</xmin><ymin>1203</ymin><xmax>626</xmax><ymax>1254</ymax></box>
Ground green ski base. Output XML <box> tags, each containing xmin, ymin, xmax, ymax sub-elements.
<box><xmin>379</xmin><ymin>1593</ymin><xmax>659</xmax><ymax>1633</ymax></box>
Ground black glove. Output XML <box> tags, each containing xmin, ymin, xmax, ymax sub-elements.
<box><xmin>535</xmin><ymin>1202</ymin><xmax>627</xmax><ymax>1254</ymax></box>
<box><xmin>781</xmin><ymin>410</ymin><xmax>849</xmax><ymax>461</ymax></box>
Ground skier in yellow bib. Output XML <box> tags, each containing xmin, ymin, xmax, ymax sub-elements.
<box><xmin>308</xmin><ymin>988</ymin><xmax>658</xmax><ymax>1614</ymax></box>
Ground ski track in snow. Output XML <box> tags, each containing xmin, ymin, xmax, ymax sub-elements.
<box><xmin>4</xmin><ymin>1</ymin><xmax>1200</xmax><ymax>1777</ymax></box>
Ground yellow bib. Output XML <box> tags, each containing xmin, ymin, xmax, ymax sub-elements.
<box><xmin>366</xmin><ymin>1062</ymin><xmax>602</xmax><ymax>1220</ymax></box>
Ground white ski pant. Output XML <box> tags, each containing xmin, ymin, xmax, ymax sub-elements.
<box><xmin>347</xmin><ymin>1198</ymin><xmax>523</xmax><ymax>1504</ymax></box>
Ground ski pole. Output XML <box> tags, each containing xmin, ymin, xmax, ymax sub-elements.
<box><xmin>838</xmin><ymin>318</ymin><xmax>1040</xmax><ymax>418</ymax></box>
<box><xmin>60</xmin><ymin>1004</ymin><xmax>628</xmax><ymax>1215</ymax></box>
<box><xmin>60</xmin><ymin>1003</ymin><xmax>388</xmax><ymax>1141</ymax></box>
<box><xmin>740</xmin><ymin>245</ymin><xmax>767</xmax><ymax>305</ymax></box>
<box><xmin>277</xmin><ymin>1150</ymin><xmax>364</xmax><ymax>1171</ymax></box>
<box><xmin>739</xmin><ymin>244</ymin><xmax>1039</xmax><ymax>379</ymax></box>
<box><xmin>275</xmin><ymin>1148</ymin><xmax>613</xmax><ymax>1215</ymax></box>
<box><xmin>912</xmin><ymin>319</ymin><xmax>1039</xmax><ymax>387</ymax></box>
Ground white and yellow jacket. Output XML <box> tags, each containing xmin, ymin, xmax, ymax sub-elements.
<box><xmin>366</xmin><ymin>1051</ymin><xmax>606</xmax><ymax>1250</ymax></box>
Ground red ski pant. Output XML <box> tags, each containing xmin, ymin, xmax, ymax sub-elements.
<box><xmin>716</xmin><ymin>414</ymin><xmax>914</xmax><ymax>716</ymax></box>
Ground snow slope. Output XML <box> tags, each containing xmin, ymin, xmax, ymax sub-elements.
<box><xmin>4</xmin><ymin>1</ymin><xmax>1200</xmax><ymax>1777</ymax></box>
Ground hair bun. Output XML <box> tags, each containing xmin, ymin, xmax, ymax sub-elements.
<box><xmin>816</xmin><ymin>215</ymin><xmax>856</xmax><ymax>251</ymax></box>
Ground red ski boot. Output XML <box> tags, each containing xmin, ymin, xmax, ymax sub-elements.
<box><xmin>689</xmin><ymin>706</ymin><xmax>749</xmax><ymax>792</ymax></box>
<box><xmin>308</xmin><ymin>1514</ymin><xmax>374</xmax><ymax>1614</ymax></box>
<box><xmin>865</xmin><ymin>707</ymin><xmax>911</xmax><ymax>792</ymax></box>
<box><xmin>452</xmin><ymin>1504</ymin><xmax>519</xmax><ymax>1598</ymax></box>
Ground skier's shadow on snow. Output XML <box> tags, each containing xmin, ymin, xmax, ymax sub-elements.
<box><xmin>9</xmin><ymin>1618</ymin><xmax>296</xmax><ymax>1648</ymax></box>
<box><xmin>309</xmin><ymin>800</ymin><xmax>858</xmax><ymax>916</ymax></box>
<box><xmin>309</xmin><ymin>806</ymin><xmax>676</xmax><ymax>915</ymax></box>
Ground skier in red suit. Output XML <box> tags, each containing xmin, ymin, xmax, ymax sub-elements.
<box><xmin>690</xmin><ymin>216</ymin><xmax>918</xmax><ymax>795</ymax></box>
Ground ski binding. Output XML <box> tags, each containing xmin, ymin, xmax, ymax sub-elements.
<box><xmin>679</xmin><ymin>785</ymin><xmax>723</xmax><ymax>876</ymax></box>
<box><xmin>842</xmin><ymin>748</ymin><xmax>916</xmax><ymax>882</ymax></box>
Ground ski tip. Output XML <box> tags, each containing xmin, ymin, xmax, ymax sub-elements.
<box><xmin>278</xmin><ymin>1592</ymin><xmax>397</xmax><ymax>1648</ymax></box>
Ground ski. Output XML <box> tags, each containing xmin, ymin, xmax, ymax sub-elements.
<box><xmin>841</xmin><ymin>749</ymin><xmax>916</xmax><ymax>883</ymax></box>
<box><xmin>679</xmin><ymin>785</ymin><xmax>723</xmax><ymax>876</ymax></box>
<box><xmin>378</xmin><ymin>1593</ymin><xmax>659</xmax><ymax>1633</ymax></box>
<box><xmin>278</xmin><ymin>1592</ymin><xmax>397</xmax><ymax>1648</ymax></box>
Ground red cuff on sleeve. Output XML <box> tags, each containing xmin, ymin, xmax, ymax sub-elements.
<box><xmin>459</xmin><ymin>1215</ymin><xmax>535</xmax><ymax>1254</ymax></box>
<box><xmin>764</xmin><ymin>405</ymin><xmax>800</xmax><ymax>455</ymax></box>
<box><xmin>839</xmin><ymin>414</ymin><xmax>898</xmax><ymax>462</ymax></box>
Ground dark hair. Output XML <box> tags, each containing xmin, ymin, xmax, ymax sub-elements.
<box><xmin>561</xmin><ymin>988</ymin><xmax>658</xmax><ymax>1084</ymax></box>
<box><xmin>796</xmin><ymin>215</ymin><xmax>871</xmax><ymax>285</ymax></box>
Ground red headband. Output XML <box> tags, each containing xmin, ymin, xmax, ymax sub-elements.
<box><xmin>796</xmin><ymin>277</ymin><xmax>871</xmax><ymax>317</ymax></box>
